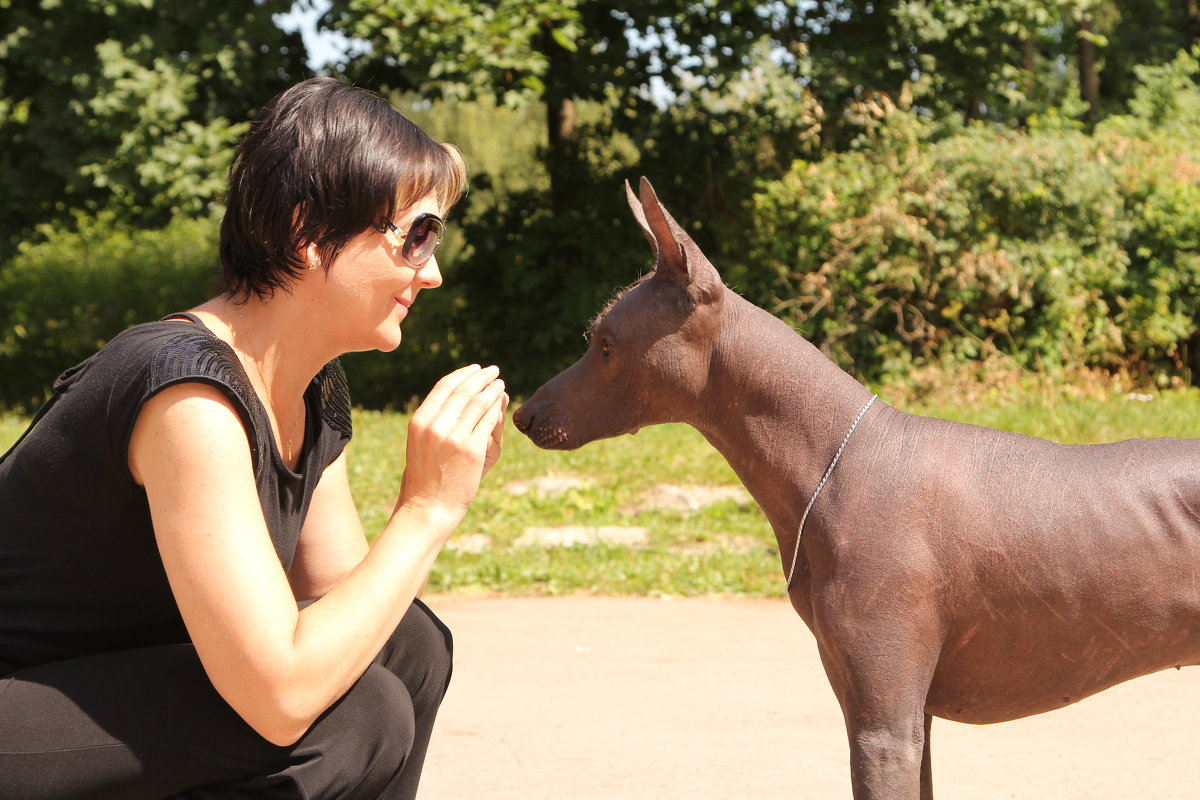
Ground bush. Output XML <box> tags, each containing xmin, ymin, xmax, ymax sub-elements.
<box><xmin>0</xmin><ymin>213</ymin><xmax>221</xmax><ymax>409</ymax></box>
<box><xmin>747</xmin><ymin>52</ymin><xmax>1200</xmax><ymax>385</ymax></box>
<box><xmin>0</xmin><ymin>210</ymin><xmax>481</xmax><ymax>411</ymax></box>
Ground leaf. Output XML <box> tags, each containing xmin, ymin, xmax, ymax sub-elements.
<box><xmin>550</xmin><ymin>26</ymin><xmax>577</xmax><ymax>53</ymax></box>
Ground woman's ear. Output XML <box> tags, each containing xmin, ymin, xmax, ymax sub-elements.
<box><xmin>304</xmin><ymin>242</ymin><xmax>322</xmax><ymax>272</ymax></box>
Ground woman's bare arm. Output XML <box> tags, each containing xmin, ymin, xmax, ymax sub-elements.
<box><xmin>129</xmin><ymin>364</ymin><xmax>504</xmax><ymax>745</ymax></box>
<box><xmin>288</xmin><ymin>453</ymin><xmax>370</xmax><ymax>602</ymax></box>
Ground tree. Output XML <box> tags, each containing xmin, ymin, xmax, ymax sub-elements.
<box><xmin>313</xmin><ymin>0</ymin><xmax>1200</xmax><ymax>393</ymax></box>
<box><xmin>322</xmin><ymin>1</ymin><xmax>808</xmax><ymax>193</ymax></box>
<box><xmin>1089</xmin><ymin>0</ymin><xmax>1200</xmax><ymax>117</ymax></box>
<box><xmin>0</xmin><ymin>0</ymin><xmax>309</xmax><ymax>255</ymax></box>
<box><xmin>885</xmin><ymin>1</ymin><xmax>1064</xmax><ymax>120</ymax></box>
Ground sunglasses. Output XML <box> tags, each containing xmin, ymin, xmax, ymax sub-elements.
<box><xmin>377</xmin><ymin>212</ymin><xmax>446</xmax><ymax>266</ymax></box>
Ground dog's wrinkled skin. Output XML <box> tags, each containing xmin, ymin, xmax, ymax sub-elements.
<box><xmin>513</xmin><ymin>177</ymin><xmax>1200</xmax><ymax>799</ymax></box>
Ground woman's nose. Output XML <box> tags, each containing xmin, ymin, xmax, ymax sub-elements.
<box><xmin>419</xmin><ymin>256</ymin><xmax>443</xmax><ymax>289</ymax></box>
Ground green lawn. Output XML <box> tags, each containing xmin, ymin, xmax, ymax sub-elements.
<box><xmin>5</xmin><ymin>382</ymin><xmax>1199</xmax><ymax>597</ymax></box>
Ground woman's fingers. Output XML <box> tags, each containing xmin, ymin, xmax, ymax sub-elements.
<box><xmin>413</xmin><ymin>364</ymin><xmax>486</xmax><ymax>418</ymax></box>
<box><xmin>415</xmin><ymin>365</ymin><xmax>500</xmax><ymax>430</ymax></box>
<box><xmin>482</xmin><ymin>392</ymin><xmax>508</xmax><ymax>477</ymax></box>
<box><xmin>399</xmin><ymin>365</ymin><xmax>507</xmax><ymax>516</ymax></box>
<box><xmin>456</xmin><ymin>377</ymin><xmax>506</xmax><ymax>437</ymax></box>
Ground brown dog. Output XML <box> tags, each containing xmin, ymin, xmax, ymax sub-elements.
<box><xmin>513</xmin><ymin>177</ymin><xmax>1200</xmax><ymax>798</ymax></box>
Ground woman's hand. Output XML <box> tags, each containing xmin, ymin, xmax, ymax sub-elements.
<box><xmin>396</xmin><ymin>364</ymin><xmax>506</xmax><ymax>526</ymax></box>
<box><xmin>483</xmin><ymin>388</ymin><xmax>510</xmax><ymax>479</ymax></box>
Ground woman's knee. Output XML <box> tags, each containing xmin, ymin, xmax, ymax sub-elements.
<box><xmin>294</xmin><ymin>665</ymin><xmax>416</xmax><ymax>798</ymax></box>
<box><xmin>377</xmin><ymin>599</ymin><xmax>454</xmax><ymax>708</ymax></box>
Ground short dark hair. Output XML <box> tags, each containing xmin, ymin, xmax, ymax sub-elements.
<box><xmin>219</xmin><ymin>77</ymin><xmax>467</xmax><ymax>300</ymax></box>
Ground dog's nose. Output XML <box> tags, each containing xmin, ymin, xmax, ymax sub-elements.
<box><xmin>512</xmin><ymin>403</ymin><xmax>534</xmax><ymax>434</ymax></box>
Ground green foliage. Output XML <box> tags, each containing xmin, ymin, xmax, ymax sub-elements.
<box><xmin>327</xmin><ymin>0</ymin><xmax>791</xmax><ymax>112</ymax></box>
<box><xmin>1102</xmin><ymin>46</ymin><xmax>1200</xmax><ymax>138</ymax></box>
<box><xmin>449</xmin><ymin>170</ymin><xmax>649</xmax><ymax>392</ymax></box>
<box><xmin>0</xmin><ymin>212</ymin><xmax>219</xmax><ymax>408</ymax></box>
<box><xmin>327</xmin><ymin>0</ymin><xmax>584</xmax><ymax>106</ymax></box>
<box><xmin>1089</xmin><ymin>0</ymin><xmax>1200</xmax><ymax>116</ymax></box>
<box><xmin>747</xmin><ymin>51</ymin><xmax>1200</xmax><ymax>385</ymax></box>
<box><xmin>5</xmin><ymin>2</ymin><xmax>1200</xmax><ymax>410</ymax></box>
<box><xmin>0</xmin><ymin>0</ymin><xmax>306</xmax><ymax>254</ymax></box>
<box><xmin>314</xmin><ymin>0</ymin><xmax>1200</xmax><ymax>401</ymax></box>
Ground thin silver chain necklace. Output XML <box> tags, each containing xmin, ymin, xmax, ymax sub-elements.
<box><xmin>785</xmin><ymin>394</ymin><xmax>878</xmax><ymax>591</ymax></box>
<box><xmin>235</xmin><ymin>305</ymin><xmax>303</xmax><ymax>464</ymax></box>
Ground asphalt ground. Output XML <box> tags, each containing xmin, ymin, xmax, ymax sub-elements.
<box><xmin>419</xmin><ymin>595</ymin><xmax>1200</xmax><ymax>799</ymax></box>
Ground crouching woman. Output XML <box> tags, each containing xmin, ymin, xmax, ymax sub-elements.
<box><xmin>0</xmin><ymin>77</ymin><xmax>506</xmax><ymax>799</ymax></box>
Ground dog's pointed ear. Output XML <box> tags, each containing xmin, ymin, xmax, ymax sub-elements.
<box><xmin>636</xmin><ymin>177</ymin><xmax>692</xmax><ymax>285</ymax></box>
<box><xmin>625</xmin><ymin>179</ymin><xmax>659</xmax><ymax>264</ymax></box>
<box><xmin>626</xmin><ymin>177</ymin><xmax>722</xmax><ymax>306</ymax></box>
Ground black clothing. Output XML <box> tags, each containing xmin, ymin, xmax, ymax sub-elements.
<box><xmin>0</xmin><ymin>314</ymin><xmax>352</xmax><ymax>670</ymax></box>
<box><xmin>0</xmin><ymin>315</ymin><xmax>451</xmax><ymax>799</ymax></box>
<box><xmin>0</xmin><ymin>597</ymin><xmax>453</xmax><ymax>800</ymax></box>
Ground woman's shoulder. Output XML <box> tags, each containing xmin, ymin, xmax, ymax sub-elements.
<box><xmin>69</xmin><ymin>317</ymin><xmax>267</xmax><ymax>460</ymax></box>
<box><xmin>66</xmin><ymin>317</ymin><xmax>251</xmax><ymax>402</ymax></box>
<box><xmin>314</xmin><ymin>358</ymin><xmax>353</xmax><ymax>441</ymax></box>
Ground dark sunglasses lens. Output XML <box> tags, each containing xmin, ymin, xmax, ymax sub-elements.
<box><xmin>403</xmin><ymin>216</ymin><xmax>444</xmax><ymax>265</ymax></box>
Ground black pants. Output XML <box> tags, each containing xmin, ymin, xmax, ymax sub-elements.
<box><xmin>0</xmin><ymin>599</ymin><xmax>453</xmax><ymax>800</ymax></box>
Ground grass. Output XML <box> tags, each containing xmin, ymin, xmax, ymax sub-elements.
<box><xmin>349</xmin><ymin>410</ymin><xmax>779</xmax><ymax>596</ymax></box>
<box><xmin>5</xmin><ymin>379</ymin><xmax>1200</xmax><ymax>597</ymax></box>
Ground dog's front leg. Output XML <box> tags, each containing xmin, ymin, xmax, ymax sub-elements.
<box><xmin>844</xmin><ymin>701</ymin><xmax>930</xmax><ymax>799</ymax></box>
<box><xmin>815</xmin><ymin>611</ymin><xmax>940</xmax><ymax>799</ymax></box>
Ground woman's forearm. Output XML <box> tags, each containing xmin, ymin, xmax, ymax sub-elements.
<box><xmin>250</xmin><ymin>503</ymin><xmax>461</xmax><ymax>744</ymax></box>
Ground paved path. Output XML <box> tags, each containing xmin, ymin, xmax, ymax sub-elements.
<box><xmin>419</xmin><ymin>595</ymin><xmax>1200</xmax><ymax>799</ymax></box>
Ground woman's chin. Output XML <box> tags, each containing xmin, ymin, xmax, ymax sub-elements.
<box><xmin>377</xmin><ymin>331</ymin><xmax>403</xmax><ymax>353</ymax></box>
<box><xmin>348</xmin><ymin>327</ymin><xmax>403</xmax><ymax>354</ymax></box>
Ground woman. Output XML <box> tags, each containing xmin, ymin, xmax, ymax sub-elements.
<box><xmin>0</xmin><ymin>77</ymin><xmax>506</xmax><ymax>798</ymax></box>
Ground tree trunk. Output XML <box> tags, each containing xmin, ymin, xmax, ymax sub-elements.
<box><xmin>1183</xmin><ymin>0</ymin><xmax>1200</xmax><ymax>44</ymax></box>
<box><xmin>1021</xmin><ymin>36</ymin><xmax>1036</xmax><ymax>93</ymax></box>
<box><xmin>1077</xmin><ymin>17</ymin><xmax>1101</xmax><ymax>121</ymax></box>
<box><xmin>547</xmin><ymin>96</ymin><xmax>576</xmax><ymax>149</ymax></box>
<box><xmin>965</xmin><ymin>88</ymin><xmax>983</xmax><ymax>120</ymax></box>
<box><xmin>540</xmin><ymin>23</ymin><xmax>576</xmax><ymax>207</ymax></box>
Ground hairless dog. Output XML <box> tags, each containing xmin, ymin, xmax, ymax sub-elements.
<box><xmin>513</xmin><ymin>177</ymin><xmax>1200</xmax><ymax>799</ymax></box>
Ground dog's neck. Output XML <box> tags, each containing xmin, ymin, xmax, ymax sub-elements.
<box><xmin>691</xmin><ymin>290</ymin><xmax>879</xmax><ymax>589</ymax></box>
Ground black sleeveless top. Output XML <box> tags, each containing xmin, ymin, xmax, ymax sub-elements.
<box><xmin>0</xmin><ymin>315</ymin><xmax>353</xmax><ymax>671</ymax></box>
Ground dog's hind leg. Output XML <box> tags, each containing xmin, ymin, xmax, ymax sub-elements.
<box><xmin>921</xmin><ymin>713</ymin><xmax>933</xmax><ymax>800</ymax></box>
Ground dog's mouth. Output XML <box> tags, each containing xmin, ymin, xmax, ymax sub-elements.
<box><xmin>514</xmin><ymin>406</ymin><xmax>575</xmax><ymax>450</ymax></box>
<box><xmin>514</xmin><ymin>401</ymin><xmax>638</xmax><ymax>450</ymax></box>
<box><xmin>525</xmin><ymin>423</ymin><xmax>574</xmax><ymax>450</ymax></box>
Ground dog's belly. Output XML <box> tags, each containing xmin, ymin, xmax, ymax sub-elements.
<box><xmin>909</xmin><ymin>442</ymin><xmax>1200</xmax><ymax>723</ymax></box>
<box><xmin>924</xmin><ymin>616</ymin><xmax>1200</xmax><ymax>724</ymax></box>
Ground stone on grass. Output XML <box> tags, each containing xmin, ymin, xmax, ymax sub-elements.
<box><xmin>504</xmin><ymin>475</ymin><xmax>591</xmax><ymax>497</ymax></box>
<box><xmin>638</xmin><ymin>484</ymin><xmax>752</xmax><ymax>512</ymax></box>
<box><xmin>515</xmin><ymin>526</ymin><xmax>648</xmax><ymax>548</ymax></box>
<box><xmin>445</xmin><ymin>533</ymin><xmax>493</xmax><ymax>554</ymax></box>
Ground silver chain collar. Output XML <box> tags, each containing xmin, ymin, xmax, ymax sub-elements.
<box><xmin>785</xmin><ymin>394</ymin><xmax>878</xmax><ymax>592</ymax></box>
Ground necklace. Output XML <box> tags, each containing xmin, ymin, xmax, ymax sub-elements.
<box><xmin>785</xmin><ymin>394</ymin><xmax>878</xmax><ymax>591</ymax></box>
<box><xmin>235</xmin><ymin>305</ymin><xmax>303</xmax><ymax>464</ymax></box>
